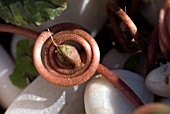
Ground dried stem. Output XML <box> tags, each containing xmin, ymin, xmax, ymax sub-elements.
<box><xmin>33</xmin><ymin>22</ymin><xmax>143</xmax><ymax>107</ymax></box>
<box><xmin>33</xmin><ymin>23</ymin><xmax>100</xmax><ymax>86</ymax></box>
<box><xmin>159</xmin><ymin>0</ymin><xmax>170</xmax><ymax>61</ymax></box>
<box><xmin>107</xmin><ymin>4</ymin><xmax>135</xmax><ymax>52</ymax></box>
<box><xmin>47</xmin><ymin>28</ymin><xmax>59</xmax><ymax>47</ymax></box>
<box><xmin>0</xmin><ymin>22</ymin><xmax>143</xmax><ymax>107</ymax></box>
<box><xmin>145</xmin><ymin>0</ymin><xmax>170</xmax><ymax>73</ymax></box>
<box><xmin>147</xmin><ymin>27</ymin><xmax>159</xmax><ymax>74</ymax></box>
<box><xmin>0</xmin><ymin>23</ymin><xmax>39</xmax><ymax>39</ymax></box>
<box><xmin>107</xmin><ymin>1</ymin><xmax>148</xmax><ymax>56</ymax></box>
<box><xmin>97</xmin><ymin>64</ymin><xmax>143</xmax><ymax>107</ymax></box>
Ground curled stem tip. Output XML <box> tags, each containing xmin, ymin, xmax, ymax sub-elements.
<box><xmin>33</xmin><ymin>23</ymin><xmax>100</xmax><ymax>86</ymax></box>
<box><xmin>0</xmin><ymin>22</ymin><xmax>143</xmax><ymax>107</ymax></box>
<box><xmin>107</xmin><ymin>1</ymin><xmax>148</xmax><ymax>56</ymax></box>
<box><xmin>159</xmin><ymin>0</ymin><xmax>170</xmax><ymax>61</ymax></box>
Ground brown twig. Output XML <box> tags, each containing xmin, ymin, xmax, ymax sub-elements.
<box><xmin>159</xmin><ymin>0</ymin><xmax>170</xmax><ymax>61</ymax></box>
<box><xmin>97</xmin><ymin>64</ymin><xmax>143</xmax><ymax>107</ymax></box>
<box><xmin>0</xmin><ymin>22</ymin><xmax>143</xmax><ymax>107</ymax></box>
<box><xmin>147</xmin><ymin>27</ymin><xmax>159</xmax><ymax>74</ymax></box>
<box><xmin>107</xmin><ymin>4</ymin><xmax>136</xmax><ymax>52</ymax></box>
<box><xmin>0</xmin><ymin>23</ymin><xmax>39</xmax><ymax>39</ymax></box>
<box><xmin>33</xmin><ymin>22</ymin><xmax>143</xmax><ymax>107</ymax></box>
<box><xmin>107</xmin><ymin>1</ymin><xmax>148</xmax><ymax>56</ymax></box>
<box><xmin>33</xmin><ymin>23</ymin><xmax>100</xmax><ymax>86</ymax></box>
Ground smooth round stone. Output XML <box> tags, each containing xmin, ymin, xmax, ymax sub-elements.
<box><xmin>0</xmin><ymin>45</ymin><xmax>23</xmax><ymax>109</ymax></box>
<box><xmin>102</xmin><ymin>48</ymin><xmax>131</xmax><ymax>69</ymax></box>
<box><xmin>84</xmin><ymin>70</ymin><xmax>154</xmax><ymax>114</ymax></box>
<box><xmin>24</xmin><ymin>0</ymin><xmax>109</xmax><ymax>37</ymax></box>
<box><xmin>5</xmin><ymin>76</ymin><xmax>86</xmax><ymax>114</ymax></box>
<box><xmin>145</xmin><ymin>63</ymin><xmax>170</xmax><ymax>97</ymax></box>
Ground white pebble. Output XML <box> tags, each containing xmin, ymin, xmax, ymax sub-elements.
<box><xmin>145</xmin><ymin>63</ymin><xmax>170</xmax><ymax>97</ymax></box>
<box><xmin>5</xmin><ymin>76</ymin><xmax>86</xmax><ymax>114</ymax></box>
<box><xmin>102</xmin><ymin>48</ymin><xmax>130</xmax><ymax>69</ymax></box>
<box><xmin>0</xmin><ymin>45</ymin><xmax>23</xmax><ymax>109</ymax></box>
<box><xmin>84</xmin><ymin>70</ymin><xmax>154</xmax><ymax>114</ymax></box>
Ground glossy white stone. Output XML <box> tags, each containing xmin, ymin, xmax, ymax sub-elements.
<box><xmin>145</xmin><ymin>63</ymin><xmax>170</xmax><ymax>97</ymax></box>
<box><xmin>0</xmin><ymin>45</ymin><xmax>23</xmax><ymax>109</ymax></box>
<box><xmin>5</xmin><ymin>76</ymin><xmax>86</xmax><ymax>114</ymax></box>
<box><xmin>102</xmin><ymin>48</ymin><xmax>131</xmax><ymax>69</ymax></box>
<box><xmin>84</xmin><ymin>70</ymin><xmax>154</xmax><ymax>114</ymax></box>
<box><xmin>24</xmin><ymin>0</ymin><xmax>109</xmax><ymax>37</ymax></box>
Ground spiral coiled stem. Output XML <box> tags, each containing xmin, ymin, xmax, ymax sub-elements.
<box><xmin>33</xmin><ymin>23</ymin><xmax>100</xmax><ymax>86</ymax></box>
<box><xmin>159</xmin><ymin>0</ymin><xmax>170</xmax><ymax>61</ymax></box>
<box><xmin>33</xmin><ymin>23</ymin><xmax>143</xmax><ymax>107</ymax></box>
<box><xmin>0</xmin><ymin>22</ymin><xmax>143</xmax><ymax>107</ymax></box>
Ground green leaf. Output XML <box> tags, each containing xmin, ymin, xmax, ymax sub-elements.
<box><xmin>16</xmin><ymin>39</ymin><xmax>31</xmax><ymax>57</ymax></box>
<box><xmin>10</xmin><ymin>69</ymin><xmax>28</xmax><ymax>89</ymax></box>
<box><xmin>0</xmin><ymin>0</ymin><xmax>67</xmax><ymax>25</ymax></box>
<box><xmin>10</xmin><ymin>39</ymin><xmax>38</xmax><ymax>88</ymax></box>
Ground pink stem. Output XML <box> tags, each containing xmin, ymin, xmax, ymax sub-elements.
<box><xmin>0</xmin><ymin>23</ymin><xmax>39</xmax><ymax>39</ymax></box>
<box><xmin>97</xmin><ymin>64</ymin><xmax>143</xmax><ymax>107</ymax></box>
<box><xmin>107</xmin><ymin>1</ymin><xmax>148</xmax><ymax>56</ymax></box>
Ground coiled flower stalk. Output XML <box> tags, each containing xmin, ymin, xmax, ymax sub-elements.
<box><xmin>0</xmin><ymin>22</ymin><xmax>143</xmax><ymax>107</ymax></box>
<box><xmin>159</xmin><ymin>0</ymin><xmax>170</xmax><ymax>61</ymax></box>
<box><xmin>147</xmin><ymin>0</ymin><xmax>170</xmax><ymax>73</ymax></box>
<box><xmin>33</xmin><ymin>23</ymin><xmax>100</xmax><ymax>86</ymax></box>
<box><xmin>33</xmin><ymin>23</ymin><xmax>143</xmax><ymax>107</ymax></box>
